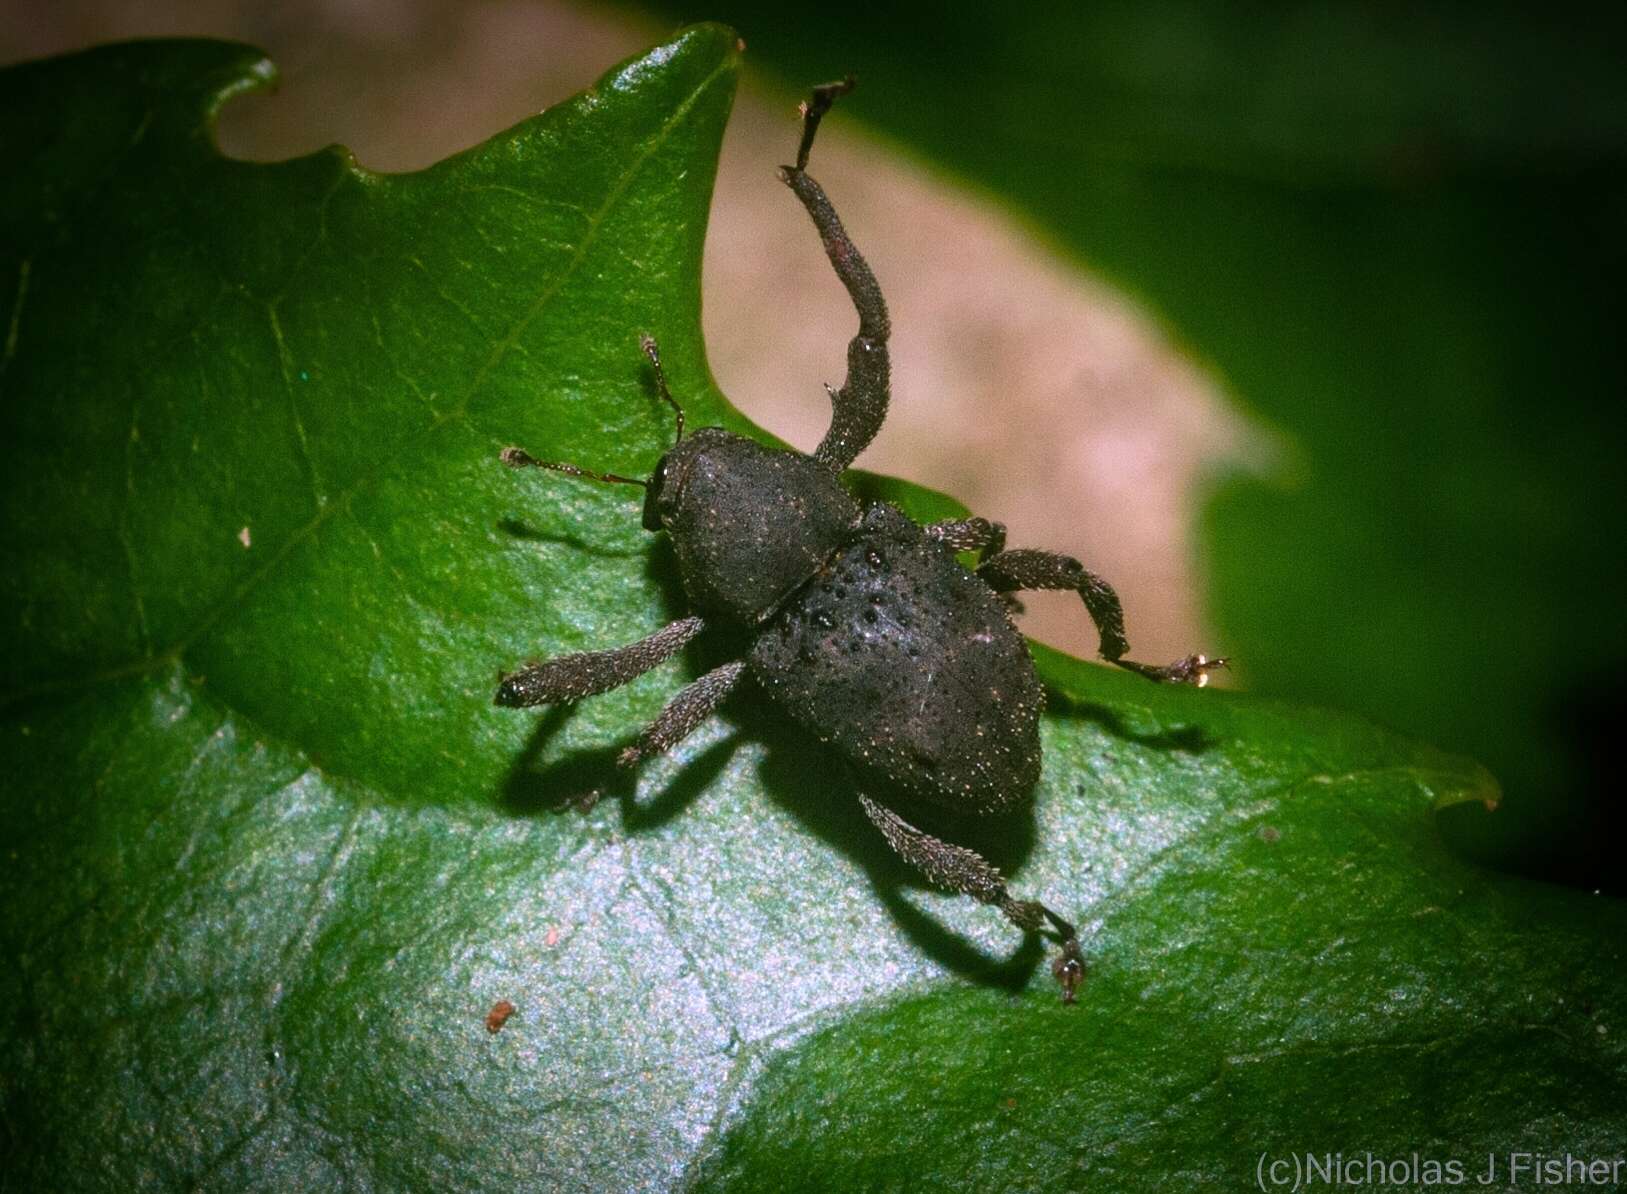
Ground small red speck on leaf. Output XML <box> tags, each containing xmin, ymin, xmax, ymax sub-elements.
<box><xmin>485</xmin><ymin>1000</ymin><xmax>516</xmax><ymax>1033</ymax></box>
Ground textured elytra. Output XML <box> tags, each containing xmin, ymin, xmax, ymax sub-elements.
<box><xmin>750</xmin><ymin>502</ymin><xmax>1043</xmax><ymax>812</ymax></box>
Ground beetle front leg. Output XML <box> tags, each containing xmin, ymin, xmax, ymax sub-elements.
<box><xmin>780</xmin><ymin>79</ymin><xmax>892</xmax><ymax>474</ymax></box>
<box><xmin>495</xmin><ymin>616</ymin><xmax>705</xmax><ymax>707</ymax></box>
<box><xmin>858</xmin><ymin>793</ymin><xmax>1084</xmax><ymax>1003</ymax></box>
<box><xmin>977</xmin><ymin>548</ymin><xmax>1226</xmax><ymax>685</ymax></box>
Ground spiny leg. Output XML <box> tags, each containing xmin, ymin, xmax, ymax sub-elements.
<box><xmin>780</xmin><ymin>79</ymin><xmax>891</xmax><ymax>473</ymax></box>
<box><xmin>927</xmin><ymin>519</ymin><xmax>1019</xmax><ymax>612</ymax></box>
<box><xmin>925</xmin><ymin>517</ymin><xmax>1006</xmax><ymax>563</ymax></box>
<box><xmin>977</xmin><ymin>548</ymin><xmax>1225</xmax><ymax>685</ymax></box>
<box><xmin>979</xmin><ymin>549</ymin><xmax>1127</xmax><ymax>657</ymax></box>
<box><xmin>619</xmin><ymin>660</ymin><xmax>745</xmax><ymax>768</ymax></box>
<box><xmin>495</xmin><ymin>615</ymin><xmax>704</xmax><ymax>707</ymax></box>
<box><xmin>858</xmin><ymin>793</ymin><xmax>1084</xmax><ymax>1003</ymax></box>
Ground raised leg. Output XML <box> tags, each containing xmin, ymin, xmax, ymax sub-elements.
<box><xmin>977</xmin><ymin>548</ymin><xmax>1224</xmax><ymax>685</ymax></box>
<box><xmin>495</xmin><ymin>615</ymin><xmax>704</xmax><ymax>707</ymax></box>
<box><xmin>780</xmin><ymin>79</ymin><xmax>891</xmax><ymax>474</ymax></box>
<box><xmin>618</xmin><ymin>660</ymin><xmax>746</xmax><ymax>767</ymax></box>
<box><xmin>858</xmin><ymin>793</ymin><xmax>1084</xmax><ymax>1002</ymax></box>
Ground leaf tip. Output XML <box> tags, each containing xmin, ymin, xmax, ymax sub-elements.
<box><xmin>1425</xmin><ymin>758</ymin><xmax>1503</xmax><ymax>815</ymax></box>
<box><xmin>608</xmin><ymin>22</ymin><xmax>743</xmax><ymax>95</ymax></box>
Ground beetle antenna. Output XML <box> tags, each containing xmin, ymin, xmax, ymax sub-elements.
<box><xmin>500</xmin><ymin>446</ymin><xmax>647</xmax><ymax>489</ymax></box>
<box><xmin>639</xmin><ymin>333</ymin><xmax>685</xmax><ymax>446</ymax></box>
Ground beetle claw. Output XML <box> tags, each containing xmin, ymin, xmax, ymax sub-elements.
<box><xmin>1180</xmin><ymin>653</ymin><xmax>1229</xmax><ymax>687</ymax></box>
<box><xmin>554</xmin><ymin>788</ymin><xmax>602</xmax><ymax>815</ymax></box>
<box><xmin>1051</xmin><ymin>937</ymin><xmax>1085</xmax><ymax>1004</ymax></box>
<box><xmin>1119</xmin><ymin>652</ymin><xmax>1229</xmax><ymax>686</ymax></box>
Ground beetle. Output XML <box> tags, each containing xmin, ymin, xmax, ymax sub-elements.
<box><xmin>495</xmin><ymin>79</ymin><xmax>1222</xmax><ymax>1001</ymax></box>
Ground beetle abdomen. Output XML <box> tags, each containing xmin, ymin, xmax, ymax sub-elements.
<box><xmin>749</xmin><ymin>504</ymin><xmax>1044</xmax><ymax>813</ymax></box>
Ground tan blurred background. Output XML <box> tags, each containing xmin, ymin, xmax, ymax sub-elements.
<box><xmin>3</xmin><ymin>0</ymin><xmax>1250</xmax><ymax>669</ymax></box>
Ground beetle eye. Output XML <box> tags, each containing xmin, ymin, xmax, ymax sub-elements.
<box><xmin>642</xmin><ymin>457</ymin><xmax>669</xmax><ymax>531</ymax></box>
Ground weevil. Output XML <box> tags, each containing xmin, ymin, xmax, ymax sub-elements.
<box><xmin>495</xmin><ymin>80</ymin><xmax>1222</xmax><ymax>1001</ymax></box>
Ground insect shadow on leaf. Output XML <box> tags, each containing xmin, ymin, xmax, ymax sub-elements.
<box><xmin>752</xmin><ymin>717</ymin><xmax>1050</xmax><ymax>992</ymax></box>
<box><xmin>1041</xmin><ymin>687</ymin><xmax>1221</xmax><ymax>755</ymax></box>
<box><xmin>500</xmin><ymin>689</ymin><xmax>744</xmax><ymax>830</ymax></box>
<box><xmin>495</xmin><ymin>516</ymin><xmax>646</xmax><ymax>560</ymax></box>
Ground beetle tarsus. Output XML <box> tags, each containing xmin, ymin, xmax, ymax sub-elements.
<box><xmin>793</xmin><ymin>75</ymin><xmax>856</xmax><ymax>171</ymax></box>
<box><xmin>1115</xmin><ymin>653</ymin><xmax>1229</xmax><ymax>687</ymax></box>
<box><xmin>1051</xmin><ymin>937</ymin><xmax>1085</xmax><ymax>1004</ymax></box>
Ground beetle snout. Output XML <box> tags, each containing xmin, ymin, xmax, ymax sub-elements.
<box><xmin>641</xmin><ymin>456</ymin><xmax>670</xmax><ymax>531</ymax></box>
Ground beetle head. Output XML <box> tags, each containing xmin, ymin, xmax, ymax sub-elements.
<box><xmin>639</xmin><ymin>427</ymin><xmax>742</xmax><ymax>533</ymax></box>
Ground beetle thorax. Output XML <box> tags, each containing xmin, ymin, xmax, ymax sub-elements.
<box><xmin>650</xmin><ymin>428</ymin><xmax>861</xmax><ymax>624</ymax></box>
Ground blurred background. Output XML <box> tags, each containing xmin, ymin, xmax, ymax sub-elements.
<box><xmin>6</xmin><ymin>0</ymin><xmax>1624</xmax><ymax>889</ymax></box>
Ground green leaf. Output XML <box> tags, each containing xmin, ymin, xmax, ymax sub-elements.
<box><xmin>3</xmin><ymin>28</ymin><xmax>1623</xmax><ymax>1194</ymax></box>
<box><xmin>650</xmin><ymin>0</ymin><xmax>1627</xmax><ymax>887</ymax></box>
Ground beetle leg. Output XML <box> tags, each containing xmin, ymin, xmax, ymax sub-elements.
<box><xmin>977</xmin><ymin>548</ymin><xmax>1227</xmax><ymax>686</ymax></box>
<box><xmin>494</xmin><ymin>616</ymin><xmax>704</xmax><ymax>707</ymax></box>
<box><xmin>618</xmin><ymin>660</ymin><xmax>746</xmax><ymax>768</ymax></box>
<box><xmin>858</xmin><ymin>793</ymin><xmax>1084</xmax><ymax>1002</ymax></box>
<box><xmin>780</xmin><ymin>79</ymin><xmax>891</xmax><ymax>474</ymax></box>
<box><xmin>924</xmin><ymin>517</ymin><xmax>1006</xmax><ymax>563</ymax></box>
<box><xmin>928</xmin><ymin>517</ymin><xmax>1025</xmax><ymax>610</ymax></box>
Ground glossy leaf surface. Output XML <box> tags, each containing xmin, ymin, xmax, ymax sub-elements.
<box><xmin>3</xmin><ymin>28</ymin><xmax>1622</xmax><ymax>1193</ymax></box>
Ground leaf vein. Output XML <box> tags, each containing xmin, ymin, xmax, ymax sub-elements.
<box><xmin>266</xmin><ymin>300</ymin><xmax>324</xmax><ymax>509</ymax></box>
<box><xmin>269</xmin><ymin>801</ymin><xmax>367</xmax><ymax>1011</ymax></box>
<box><xmin>146</xmin><ymin>55</ymin><xmax>729</xmax><ymax>681</ymax></box>
<box><xmin>0</xmin><ymin>256</ymin><xmax>29</xmax><ymax>382</ymax></box>
<box><xmin>626</xmin><ymin>845</ymin><xmax>740</xmax><ymax>1037</ymax></box>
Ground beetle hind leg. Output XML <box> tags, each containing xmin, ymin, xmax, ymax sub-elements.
<box><xmin>858</xmin><ymin>793</ymin><xmax>1084</xmax><ymax>1003</ymax></box>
